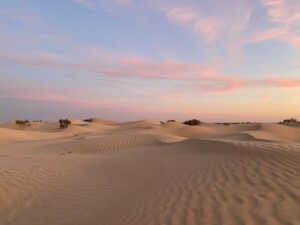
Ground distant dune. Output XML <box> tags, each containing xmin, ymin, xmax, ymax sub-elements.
<box><xmin>0</xmin><ymin>119</ymin><xmax>299</xmax><ymax>225</ymax></box>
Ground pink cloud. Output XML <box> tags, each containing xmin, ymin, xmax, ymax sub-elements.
<box><xmin>1</xmin><ymin>50</ymin><xmax>300</xmax><ymax>93</ymax></box>
<box><xmin>264</xmin><ymin>76</ymin><xmax>300</xmax><ymax>87</ymax></box>
<box><xmin>280</xmin><ymin>32</ymin><xmax>300</xmax><ymax>48</ymax></box>
<box><xmin>164</xmin><ymin>6</ymin><xmax>225</xmax><ymax>43</ymax></box>
<box><xmin>0</xmin><ymin>51</ymin><xmax>219</xmax><ymax>80</ymax></box>
<box><xmin>0</xmin><ymin>51</ymin><xmax>67</xmax><ymax>68</ymax></box>
<box><xmin>252</xmin><ymin>1</ymin><xmax>300</xmax><ymax>49</ymax></box>
<box><xmin>246</xmin><ymin>28</ymin><xmax>300</xmax><ymax>48</ymax></box>
<box><xmin>193</xmin><ymin>18</ymin><xmax>223</xmax><ymax>43</ymax></box>
<box><xmin>0</xmin><ymin>85</ymin><xmax>121</xmax><ymax>109</ymax></box>
<box><xmin>261</xmin><ymin>0</ymin><xmax>300</xmax><ymax>25</ymax></box>
<box><xmin>165</xmin><ymin>7</ymin><xmax>199</xmax><ymax>24</ymax></box>
<box><xmin>163</xmin><ymin>1</ymin><xmax>251</xmax><ymax>43</ymax></box>
<box><xmin>247</xmin><ymin>28</ymin><xmax>288</xmax><ymax>43</ymax></box>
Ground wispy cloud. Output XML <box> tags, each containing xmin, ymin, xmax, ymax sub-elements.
<box><xmin>163</xmin><ymin>0</ymin><xmax>251</xmax><ymax>43</ymax></box>
<box><xmin>0</xmin><ymin>85</ymin><xmax>119</xmax><ymax>109</ymax></box>
<box><xmin>245</xmin><ymin>27</ymin><xmax>300</xmax><ymax>48</ymax></box>
<box><xmin>72</xmin><ymin>0</ymin><xmax>131</xmax><ymax>9</ymax></box>
<box><xmin>261</xmin><ymin>0</ymin><xmax>300</xmax><ymax>25</ymax></box>
<box><xmin>72</xmin><ymin>0</ymin><xmax>251</xmax><ymax>44</ymax></box>
<box><xmin>165</xmin><ymin>6</ymin><xmax>224</xmax><ymax>43</ymax></box>
<box><xmin>256</xmin><ymin>0</ymin><xmax>300</xmax><ymax>48</ymax></box>
<box><xmin>1</xmin><ymin>49</ymin><xmax>300</xmax><ymax>93</ymax></box>
<box><xmin>0</xmin><ymin>9</ymin><xmax>40</xmax><ymax>25</ymax></box>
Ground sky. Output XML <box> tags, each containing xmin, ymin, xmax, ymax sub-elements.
<box><xmin>0</xmin><ymin>0</ymin><xmax>300</xmax><ymax>122</ymax></box>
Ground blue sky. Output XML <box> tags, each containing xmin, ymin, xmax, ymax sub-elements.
<box><xmin>0</xmin><ymin>0</ymin><xmax>300</xmax><ymax>122</ymax></box>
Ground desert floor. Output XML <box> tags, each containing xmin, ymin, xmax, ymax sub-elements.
<box><xmin>0</xmin><ymin>119</ymin><xmax>299</xmax><ymax>225</ymax></box>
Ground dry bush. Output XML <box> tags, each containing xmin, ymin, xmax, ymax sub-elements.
<box><xmin>280</xmin><ymin>118</ymin><xmax>299</xmax><ymax>124</ymax></box>
<box><xmin>167</xmin><ymin>120</ymin><xmax>176</xmax><ymax>123</ymax></box>
<box><xmin>84</xmin><ymin>118</ymin><xmax>93</xmax><ymax>122</ymax></box>
<box><xmin>15</xmin><ymin>120</ymin><xmax>29</xmax><ymax>125</ymax></box>
<box><xmin>59</xmin><ymin>119</ymin><xmax>71</xmax><ymax>129</ymax></box>
<box><xmin>183</xmin><ymin>119</ymin><xmax>201</xmax><ymax>126</ymax></box>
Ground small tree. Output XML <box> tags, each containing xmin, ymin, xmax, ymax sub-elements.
<box><xmin>59</xmin><ymin>119</ymin><xmax>71</xmax><ymax>129</ymax></box>
<box><xmin>183</xmin><ymin>119</ymin><xmax>201</xmax><ymax>126</ymax></box>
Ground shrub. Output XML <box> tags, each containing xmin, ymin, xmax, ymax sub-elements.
<box><xmin>15</xmin><ymin>120</ymin><xmax>29</xmax><ymax>125</ymax></box>
<box><xmin>32</xmin><ymin>120</ymin><xmax>42</xmax><ymax>123</ymax></box>
<box><xmin>280</xmin><ymin>118</ymin><xmax>299</xmax><ymax>124</ymax></box>
<box><xmin>223</xmin><ymin>123</ymin><xmax>230</xmax><ymax>126</ymax></box>
<box><xmin>167</xmin><ymin>120</ymin><xmax>176</xmax><ymax>123</ymax></box>
<box><xmin>83</xmin><ymin>118</ymin><xmax>93</xmax><ymax>122</ymax></box>
<box><xmin>183</xmin><ymin>119</ymin><xmax>201</xmax><ymax>126</ymax></box>
<box><xmin>59</xmin><ymin>119</ymin><xmax>71</xmax><ymax>129</ymax></box>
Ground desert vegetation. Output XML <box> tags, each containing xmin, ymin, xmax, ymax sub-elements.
<box><xmin>279</xmin><ymin>118</ymin><xmax>300</xmax><ymax>126</ymax></box>
<box><xmin>15</xmin><ymin>120</ymin><xmax>29</xmax><ymax>125</ymax></box>
<box><xmin>59</xmin><ymin>119</ymin><xmax>71</xmax><ymax>129</ymax></box>
<box><xmin>216</xmin><ymin>122</ymin><xmax>252</xmax><ymax>125</ymax></box>
<box><xmin>167</xmin><ymin>120</ymin><xmax>176</xmax><ymax>123</ymax></box>
<box><xmin>84</xmin><ymin>118</ymin><xmax>94</xmax><ymax>122</ymax></box>
<box><xmin>279</xmin><ymin>118</ymin><xmax>299</xmax><ymax>124</ymax></box>
<box><xmin>183</xmin><ymin>119</ymin><xmax>201</xmax><ymax>126</ymax></box>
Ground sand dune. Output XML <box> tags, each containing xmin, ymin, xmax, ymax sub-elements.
<box><xmin>0</xmin><ymin>119</ymin><xmax>299</xmax><ymax>225</ymax></box>
<box><xmin>248</xmin><ymin>123</ymin><xmax>300</xmax><ymax>142</ymax></box>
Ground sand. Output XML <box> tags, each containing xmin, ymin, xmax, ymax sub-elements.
<box><xmin>0</xmin><ymin>120</ymin><xmax>299</xmax><ymax>225</ymax></box>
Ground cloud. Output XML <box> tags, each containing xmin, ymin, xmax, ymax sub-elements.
<box><xmin>165</xmin><ymin>7</ymin><xmax>198</xmax><ymax>24</ymax></box>
<box><xmin>72</xmin><ymin>0</ymin><xmax>96</xmax><ymax>9</ymax></box>
<box><xmin>0</xmin><ymin>50</ymin><xmax>220</xmax><ymax>80</ymax></box>
<box><xmin>261</xmin><ymin>0</ymin><xmax>300</xmax><ymax>25</ymax></box>
<box><xmin>256</xmin><ymin>0</ymin><xmax>300</xmax><ymax>48</ymax></box>
<box><xmin>0</xmin><ymin>51</ymin><xmax>67</xmax><ymax>68</ymax></box>
<box><xmin>264</xmin><ymin>76</ymin><xmax>300</xmax><ymax>87</ymax></box>
<box><xmin>164</xmin><ymin>0</ymin><xmax>251</xmax><ymax>43</ymax></box>
<box><xmin>165</xmin><ymin>6</ymin><xmax>224</xmax><ymax>43</ymax></box>
<box><xmin>247</xmin><ymin>28</ymin><xmax>288</xmax><ymax>43</ymax></box>
<box><xmin>72</xmin><ymin>0</ymin><xmax>131</xmax><ymax>9</ymax></box>
<box><xmin>0</xmin><ymin>9</ymin><xmax>40</xmax><ymax>25</ymax></box>
<box><xmin>71</xmin><ymin>0</ymin><xmax>251</xmax><ymax>43</ymax></box>
<box><xmin>0</xmin><ymin>85</ymin><xmax>120</xmax><ymax>109</ymax></box>
<box><xmin>1</xmin><ymin>49</ymin><xmax>300</xmax><ymax>93</ymax></box>
<box><xmin>245</xmin><ymin>27</ymin><xmax>300</xmax><ymax>48</ymax></box>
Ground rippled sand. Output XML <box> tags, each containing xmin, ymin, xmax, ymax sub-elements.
<box><xmin>0</xmin><ymin>119</ymin><xmax>299</xmax><ymax>225</ymax></box>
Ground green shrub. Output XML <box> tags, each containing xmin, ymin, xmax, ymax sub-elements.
<box><xmin>183</xmin><ymin>119</ymin><xmax>201</xmax><ymax>126</ymax></box>
<box><xmin>59</xmin><ymin>119</ymin><xmax>71</xmax><ymax>129</ymax></box>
